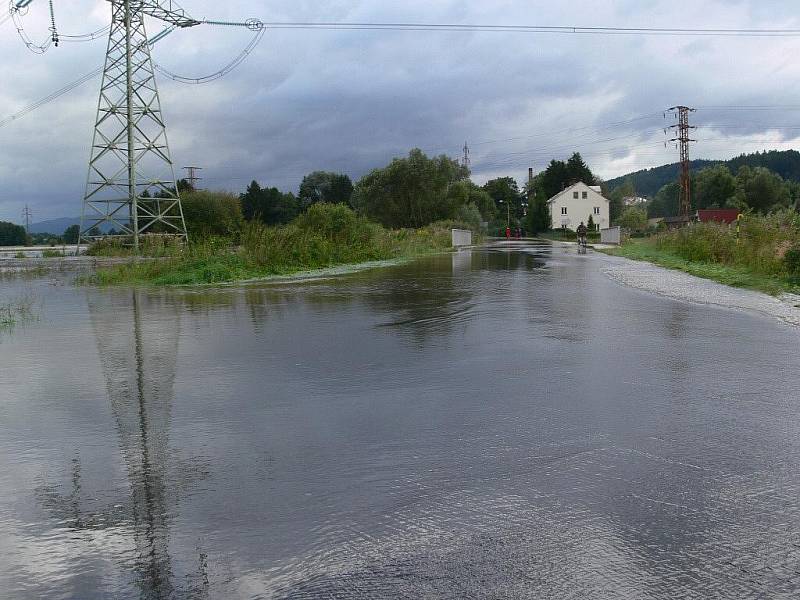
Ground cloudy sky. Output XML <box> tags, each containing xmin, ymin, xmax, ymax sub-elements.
<box><xmin>2</xmin><ymin>0</ymin><xmax>800</xmax><ymax>223</ymax></box>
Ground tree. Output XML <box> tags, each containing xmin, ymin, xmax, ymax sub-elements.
<box><xmin>455</xmin><ymin>203</ymin><xmax>483</xmax><ymax>230</ymax></box>
<box><xmin>587</xmin><ymin>214</ymin><xmax>595</xmax><ymax>231</ymax></box>
<box><xmin>464</xmin><ymin>181</ymin><xmax>497</xmax><ymax>222</ymax></box>
<box><xmin>618</xmin><ymin>206</ymin><xmax>648</xmax><ymax>231</ymax></box>
<box><xmin>0</xmin><ymin>221</ymin><xmax>27</xmax><ymax>246</ymax></box>
<box><xmin>351</xmin><ymin>149</ymin><xmax>469</xmax><ymax>228</ymax></box>
<box><xmin>648</xmin><ymin>182</ymin><xmax>680</xmax><ymax>218</ymax></box>
<box><xmin>608</xmin><ymin>179</ymin><xmax>635</xmax><ymax>224</ymax></box>
<box><xmin>524</xmin><ymin>194</ymin><xmax>551</xmax><ymax>234</ymax></box>
<box><xmin>694</xmin><ymin>165</ymin><xmax>736</xmax><ymax>209</ymax></box>
<box><xmin>63</xmin><ymin>224</ymin><xmax>80</xmax><ymax>244</ymax></box>
<box><xmin>298</xmin><ymin>171</ymin><xmax>354</xmax><ymax>208</ymax></box>
<box><xmin>565</xmin><ymin>152</ymin><xmax>596</xmax><ymax>186</ymax></box>
<box><xmin>177</xmin><ymin>178</ymin><xmax>195</xmax><ymax>194</ymax></box>
<box><xmin>537</xmin><ymin>153</ymin><xmax>597</xmax><ymax>201</ymax></box>
<box><xmin>483</xmin><ymin>177</ymin><xmax>522</xmax><ymax>225</ymax></box>
<box><xmin>733</xmin><ymin>166</ymin><xmax>790</xmax><ymax>213</ymax></box>
<box><xmin>240</xmin><ymin>180</ymin><xmax>299</xmax><ymax>226</ymax></box>
<box><xmin>181</xmin><ymin>190</ymin><xmax>244</xmax><ymax>238</ymax></box>
<box><xmin>519</xmin><ymin>173</ymin><xmax>551</xmax><ymax>234</ymax></box>
<box><xmin>539</xmin><ymin>159</ymin><xmax>570</xmax><ymax>200</ymax></box>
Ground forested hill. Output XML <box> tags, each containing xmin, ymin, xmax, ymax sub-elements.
<box><xmin>605</xmin><ymin>149</ymin><xmax>800</xmax><ymax>197</ymax></box>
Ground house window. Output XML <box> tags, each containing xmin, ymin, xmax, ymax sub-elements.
<box><xmin>561</xmin><ymin>207</ymin><xmax>568</xmax><ymax>215</ymax></box>
<box><xmin>582</xmin><ymin>191</ymin><xmax>588</xmax><ymax>199</ymax></box>
<box><xmin>573</xmin><ymin>192</ymin><xmax>579</xmax><ymax>199</ymax></box>
<box><xmin>593</xmin><ymin>207</ymin><xmax>600</xmax><ymax>215</ymax></box>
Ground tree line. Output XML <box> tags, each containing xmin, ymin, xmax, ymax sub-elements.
<box><xmin>1</xmin><ymin>148</ymin><xmax>612</xmax><ymax>246</ymax></box>
<box><xmin>605</xmin><ymin>149</ymin><xmax>800</xmax><ymax>199</ymax></box>
<box><xmin>227</xmin><ymin>150</ymin><xmax>605</xmax><ymax>237</ymax></box>
<box><xmin>610</xmin><ymin>163</ymin><xmax>800</xmax><ymax>221</ymax></box>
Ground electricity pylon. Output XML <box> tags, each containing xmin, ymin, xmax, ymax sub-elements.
<box><xmin>667</xmin><ymin>105</ymin><xmax>696</xmax><ymax>219</ymax></box>
<box><xmin>79</xmin><ymin>1</ymin><xmax>201</xmax><ymax>249</ymax></box>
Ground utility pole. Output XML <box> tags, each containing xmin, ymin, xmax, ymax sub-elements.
<box><xmin>462</xmin><ymin>141</ymin><xmax>470</xmax><ymax>170</ymax></box>
<box><xmin>667</xmin><ymin>106</ymin><xmax>696</xmax><ymax>219</ymax></box>
<box><xmin>22</xmin><ymin>205</ymin><xmax>32</xmax><ymax>236</ymax></box>
<box><xmin>182</xmin><ymin>166</ymin><xmax>203</xmax><ymax>190</ymax></box>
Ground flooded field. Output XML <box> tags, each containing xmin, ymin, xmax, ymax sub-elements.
<box><xmin>2</xmin><ymin>241</ymin><xmax>800</xmax><ymax>598</ymax></box>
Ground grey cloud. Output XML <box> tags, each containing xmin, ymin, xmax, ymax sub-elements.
<box><xmin>2</xmin><ymin>0</ymin><xmax>800</xmax><ymax>222</ymax></box>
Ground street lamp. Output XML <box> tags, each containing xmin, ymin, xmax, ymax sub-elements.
<box><xmin>498</xmin><ymin>198</ymin><xmax>510</xmax><ymax>228</ymax></box>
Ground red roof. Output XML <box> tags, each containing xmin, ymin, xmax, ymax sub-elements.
<box><xmin>696</xmin><ymin>209</ymin><xmax>740</xmax><ymax>224</ymax></box>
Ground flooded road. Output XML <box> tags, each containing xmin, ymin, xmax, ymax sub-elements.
<box><xmin>2</xmin><ymin>241</ymin><xmax>800</xmax><ymax>599</ymax></box>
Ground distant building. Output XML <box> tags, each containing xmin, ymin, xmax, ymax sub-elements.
<box><xmin>696</xmin><ymin>209</ymin><xmax>740</xmax><ymax>225</ymax></box>
<box><xmin>662</xmin><ymin>215</ymin><xmax>692</xmax><ymax>229</ymax></box>
<box><xmin>623</xmin><ymin>196</ymin><xmax>648</xmax><ymax>207</ymax></box>
<box><xmin>547</xmin><ymin>182</ymin><xmax>610</xmax><ymax>230</ymax></box>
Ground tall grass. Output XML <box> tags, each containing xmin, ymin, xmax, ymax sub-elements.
<box><xmin>654</xmin><ymin>211</ymin><xmax>800</xmax><ymax>278</ymax></box>
<box><xmin>89</xmin><ymin>204</ymin><xmax>467</xmax><ymax>286</ymax></box>
<box><xmin>607</xmin><ymin>211</ymin><xmax>800</xmax><ymax>294</ymax></box>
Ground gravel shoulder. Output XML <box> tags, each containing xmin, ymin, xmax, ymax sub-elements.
<box><xmin>600</xmin><ymin>253</ymin><xmax>800</xmax><ymax>328</ymax></box>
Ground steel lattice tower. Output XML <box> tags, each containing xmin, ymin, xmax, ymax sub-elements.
<box><xmin>79</xmin><ymin>1</ymin><xmax>191</xmax><ymax>249</ymax></box>
<box><xmin>667</xmin><ymin>105</ymin><xmax>696</xmax><ymax>219</ymax></box>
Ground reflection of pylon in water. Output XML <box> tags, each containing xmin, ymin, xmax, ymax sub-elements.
<box><xmin>86</xmin><ymin>288</ymin><xmax>209</xmax><ymax>598</ymax></box>
<box><xmin>37</xmin><ymin>288</ymin><xmax>208</xmax><ymax>596</ymax></box>
<box><xmin>88</xmin><ymin>289</ymin><xmax>180</xmax><ymax>596</ymax></box>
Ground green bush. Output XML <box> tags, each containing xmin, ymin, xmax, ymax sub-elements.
<box><xmin>86</xmin><ymin>234</ymin><xmax>183</xmax><ymax>258</ymax></box>
<box><xmin>455</xmin><ymin>203</ymin><xmax>483</xmax><ymax>231</ymax></box>
<box><xmin>784</xmin><ymin>244</ymin><xmax>800</xmax><ymax>277</ymax></box>
<box><xmin>182</xmin><ymin>190</ymin><xmax>243</xmax><ymax>239</ymax></box>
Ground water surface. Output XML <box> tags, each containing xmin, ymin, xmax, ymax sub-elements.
<box><xmin>2</xmin><ymin>242</ymin><xmax>800</xmax><ymax>598</ymax></box>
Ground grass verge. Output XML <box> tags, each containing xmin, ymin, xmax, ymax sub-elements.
<box><xmin>600</xmin><ymin>239</ymin><xmax>796</xmax><ymax>296</ymax></box>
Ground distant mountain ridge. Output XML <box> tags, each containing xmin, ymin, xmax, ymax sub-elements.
<box><xmin>28</xmin><ymin>217</ymin><xmax>113</xmax><ymax>235</ymax></box>
<box><xmin>605</xmin><ymin>149</ymin><xmax>800</xmax><ymax>198</ymax></box>
<box><xmin>28</xmin><ymin>217</ymin><xmax>80</xmax><ymax>235</ymax></box>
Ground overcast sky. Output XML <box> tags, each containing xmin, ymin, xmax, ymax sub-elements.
<box><xmin>2</xmin><ymin>0</ymin><xmax>800</xmax><ymax>222</ymax></box>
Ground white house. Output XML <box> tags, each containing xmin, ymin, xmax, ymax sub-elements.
<box><xmin>547</xmin><ymin>182</ymin><xmax>610</xmax><ymax>231</ymax></box>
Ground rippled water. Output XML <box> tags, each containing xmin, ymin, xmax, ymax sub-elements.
<box><xmin>2</xmin><ymin>242</ymin><xmax>800</xmax><ymax>599</ymax></box>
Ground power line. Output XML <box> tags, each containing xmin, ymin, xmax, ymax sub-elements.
<box><xmin>153</xmin><ymin>26</ymin><xmax>265</xmax><ymax>83</ymax></box>
<box><xmin>256</xmin><ymin>21</ymin><xmax>800</xmax><ymax>37</ymax></box>
<box><xmin>0</xmin><ymin>67</ymin><xmax>102</xmax><ymax>128</ymax></box>
<box><xmin>697</xmin><ymin>105</ymin><xmax>800</xmax><ymax>110</ymax></box>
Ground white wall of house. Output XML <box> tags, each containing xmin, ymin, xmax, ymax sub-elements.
<box><xmin>547</xmin><ymin>182</ymin><xmax>610</xmax><ymax>230</ymax></box>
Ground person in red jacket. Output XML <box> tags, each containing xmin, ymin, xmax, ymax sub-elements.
<box><xmin>505</xmin><ymin>226</ymin><xmax>511</xmax><ymax>239</ymax></box>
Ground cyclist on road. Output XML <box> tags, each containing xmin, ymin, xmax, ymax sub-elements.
<box><xmin>576</xmin><ymin>222</ymin><xmax>588</xmax><ymax>248</ymax></box>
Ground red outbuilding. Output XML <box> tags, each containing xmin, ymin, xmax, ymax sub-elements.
<box><xmin>696</xmin><ymin>209</ymin><xmax>741</xmax><ymax>225</ymax></box>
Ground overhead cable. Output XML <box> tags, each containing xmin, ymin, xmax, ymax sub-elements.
<box><xmin>256</xmin><ymin>21</ymin><xmax>800</xmax><ymax>37</ymax></box>
<box><xmin>153</xmin><ymin>27</ymin><xmax>265</xmax><ymax>84</ymax></box>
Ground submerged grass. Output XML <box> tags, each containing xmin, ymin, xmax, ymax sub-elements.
<box><xmin>88</xmin><ymin>205</ymin><xmax>469</xmax><ymax>286</ymax></box>
<box><xmin>0</xmin><ymin>292</ymin><xmax>38</xmax><ymax>331</ymax></box>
